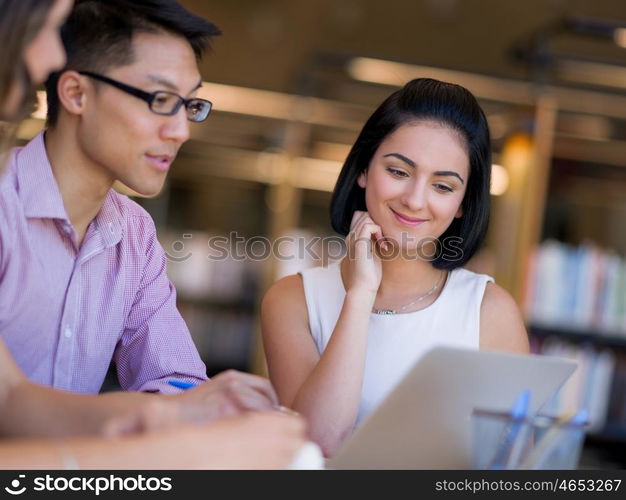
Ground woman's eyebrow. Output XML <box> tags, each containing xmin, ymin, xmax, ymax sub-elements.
<box><xmin>383</xmin><ymin>153</ymin><xmax>465</xmax><ymax>184</ymax></box>
<box><xmin>383</xmin><ymin>153</ymin><xmax>415</xmax><ymax>168</ymax></box>
<box><xmin>434</xmin><ymin>171</ymin><xmax>465</xmax><ymax>184</ymax></box>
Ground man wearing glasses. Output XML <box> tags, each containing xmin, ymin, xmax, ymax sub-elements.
<box><xmin>0</xmin><ymin>0</ymin><xmax>280</xmax><ymax>422</ymax></box>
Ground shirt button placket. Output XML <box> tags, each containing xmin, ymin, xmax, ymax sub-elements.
<box><xmin>53</xmin><ymin>265</ymin><xmax>78</xmax><ymax>390</ymax></box>
<box><xmin>53</xmin><ymin>320</ymin><xmax>75</xmax><ymax>389</ymax></box>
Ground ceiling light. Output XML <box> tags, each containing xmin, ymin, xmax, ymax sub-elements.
<box><xmin>614</xmin><ymin>27</ymin><xmax>626</xmax><ymax>48</ymax></box>
<box><xmin>490</xmin><ymin>164</ymin><xmax>509</xmax><ymax>196</ymax></box>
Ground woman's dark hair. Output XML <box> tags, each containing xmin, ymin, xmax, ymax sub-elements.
<box><xmin>45</xmin><ymin>0</ymin><xmax>221</xmax><ymax>126</ymax></box>
<box><xmin>330</xmin><ymin>78</ymin><xmax>491</xmax><ymax>270</ymax></box>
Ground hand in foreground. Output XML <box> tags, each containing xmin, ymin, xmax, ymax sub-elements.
<box><xmin>92</xmin><ymin>411</ymin><xmax>309</xmax><ymax>470</ymax></box>
<box><xmin>101</xmin><ymin>398</ymin><xmax>182</xmax><ymax>437</ymax></box>
<box><xmin>172</xmin><ymin>370</ymin><xmax>279</xmax><ymax>424</ymax></box>
<box><xmin>187</xmin><ymin>411</ymin><xmax>309</xmax><ymax>469</ymax></box>
<box><xmin>101</xmin><ymin>371</ymin><xmax>281</xmax><ymax>436</ymax></box>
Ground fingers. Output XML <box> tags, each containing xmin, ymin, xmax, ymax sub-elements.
<box><xmin>172</xmin><ymin>412</ymin><xmax>308</xmax><ymax>469</ymax></box>
<box><xmin>222</xmin><ymin>382</ymin><xmax>278</xmax><ymax>412</ymax></box>
<box><xmin>274</xmin><ymin>405</ymin><xmax>300</xmax><ymax>417</ymax></box>
<box><xmin>349</xmin><ymin>210</ymin><xmax>367</xmax><ymax>233</ymax></box>
<box><xmin>362</xmin><ymin>222</ymin><xmax>386</xmax><ymax>250</ymax></box>
<box><xmin>211</xmin><ymin>370</ymin><xmax>279</xmax><ymax>407</ymax></box>
<box><xmin>349</xmin><ymin>212</ymin><xmax>387</xmax><ymax>252</ymax></box>
<box><xmin>244</xmin><ymin>411</ymin><xmax>305</xmax><ymax>433</ymax></box>
<box><xmin>252</xmin><ymin>413</ymin><xmax>310</xmax><ymax>470</ymax></box>
<box><xmin>228</xmin><ymin>412</ymin><xmax>308</xmax><ymax>469</ymax></box>
<box><xmin>175</xmin><ymin>371</ymin><xmax>281</xmax><ymax>423</ymax></box>
<box><xmin>348</xmin><ymin>210</ymin><xmax>371</xmax><ymax>238</ymax></box>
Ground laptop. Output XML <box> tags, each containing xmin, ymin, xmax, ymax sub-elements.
<box><xmin>326</xmin><ymin>346</ymin><xmax>577</xmax><ymax>469</ymax></box>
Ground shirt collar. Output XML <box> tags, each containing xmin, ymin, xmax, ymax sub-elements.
<box><xmin>17</xmin><ymin>132</ymin><xmax>70</xmax><ymax>221</ymax></box>
<box><xmin>93</xmin><ymin>190</ymin><xmax>123</xmax><ymax>248</ymax></box>
<box><xmin>16</xmin><ymin>131</ymin><xmax>123</xmax><ymax>248</ymax></box>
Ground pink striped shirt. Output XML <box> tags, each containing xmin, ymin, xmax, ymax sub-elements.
<box><xmin>0</xmin><ymin>132</ymin><xmax>207</xmax><ymax>393</ymax></box>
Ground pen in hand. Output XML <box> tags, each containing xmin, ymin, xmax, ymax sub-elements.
<box><xmin>167</xmin><ymin>380</ymin><xmax>300</xmax><ymax>415</ymax></box>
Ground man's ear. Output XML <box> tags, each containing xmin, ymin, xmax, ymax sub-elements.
<box><xmin>357</xmin><ymin>170</ymin><xmax>367</xmax><ymax>189</ymax></box>
<box><xmin>56</xmin><ymin>71</ymin><xmax>88</xmax><ymax>117</ymax></box>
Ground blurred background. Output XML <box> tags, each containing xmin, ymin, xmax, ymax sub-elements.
<box><xmin>19</xmin><ymin>0</ymin><xmax>626</xmax><ymax>468</ymax></box>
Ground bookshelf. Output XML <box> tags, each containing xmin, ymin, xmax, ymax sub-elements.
<box><xmin>531</xmin><ymin>325</ymin><xmax>626</xmax><ymax>351</ymax></box>
<box><xmin>522</xmin><ymin>125</ymin><xmax>626</xmax><ymax>460</ymax></box>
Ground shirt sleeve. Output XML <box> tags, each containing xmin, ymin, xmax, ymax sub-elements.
<box><xmin>114</xmin><ymin>215</ymin><xmax>208</xmax><ymax>393</ymax></box>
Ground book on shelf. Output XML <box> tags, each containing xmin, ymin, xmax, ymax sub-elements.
<box><xmin>536</xmin><ymin>338</ymin><xmax>617</xmax><ymax>434</ymax></box>
<box><xmin>525</xmin><ymin>240</ymin><xmax>626</xmax><ymax>337</ymax></box>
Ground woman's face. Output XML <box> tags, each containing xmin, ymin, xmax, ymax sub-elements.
<box><xmin>358</xmin><ymin>121</ymin><xmax>469</xmax><ymax>251</ymax></box>
<box><xmin>23</xmin><ymin>0</ymin><xmax>73</xmax><ymax>84</ymax></box>
<box><xmin>2</xmin><ymin>0</ymin><xmax>72</xmax><ymax>118</ymax></box>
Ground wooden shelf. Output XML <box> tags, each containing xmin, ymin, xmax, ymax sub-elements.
<box><xmin>529</xmin><ymin>324</ymin><xmax>626</xmax><ymax>349</ymax></box>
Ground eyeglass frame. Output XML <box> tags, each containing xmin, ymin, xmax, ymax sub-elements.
<box><xmin>78</xmin><ymin>71</ymin><xmax>212</xmax><ymax>122</ymax></box>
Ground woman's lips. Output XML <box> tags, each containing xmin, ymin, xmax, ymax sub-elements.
<box><xmin>390</xmin><ymin>208</ymin><xmax>427</xmax><ymax>226</ymax></box>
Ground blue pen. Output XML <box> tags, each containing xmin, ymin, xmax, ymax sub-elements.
<box><xmin>168</xmin><ymin>380</ymin><xmax>197</xmax><ymax>390</ymax></box>
<box><xmin>488</xmin><ymin>390</ymin><xmax>531</xmax><ymax>470</ymax></box>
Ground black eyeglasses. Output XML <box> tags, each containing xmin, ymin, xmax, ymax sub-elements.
<box><xmin>79</xmin><ymin>71</ymin><xmax>212</xmax><ymax>122</ymax></box>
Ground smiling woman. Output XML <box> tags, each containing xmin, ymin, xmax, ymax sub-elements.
<box><xmin>356</xmin><ymin>122</ymin><xmax>469</xmax><ymax>256</ymax></box>
<box><xmin>261</xmin><ymin>77</ymin><xmax>530</xmax><ymax>457</ymax></box>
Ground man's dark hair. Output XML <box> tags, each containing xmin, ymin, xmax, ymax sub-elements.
<box><xmin>45</xmin><ymin>0</ymin><xmax>221</xmax><ymax>126</ymax></box>
<box><xmin>330</xmin><ymin>78</ymin><xmax>492</xmax><ymax>270</ymax></box>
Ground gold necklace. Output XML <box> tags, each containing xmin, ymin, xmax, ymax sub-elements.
<box><xmin>371</xmin><ymin>271</ymin><xmax>446</xmax><ymax>315</ymax></box>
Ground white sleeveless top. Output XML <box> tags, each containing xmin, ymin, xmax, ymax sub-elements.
<box><xmin>300</xmin><ymin>262</ymin><xmax>494</xmax><ymax>426</ymax></box>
